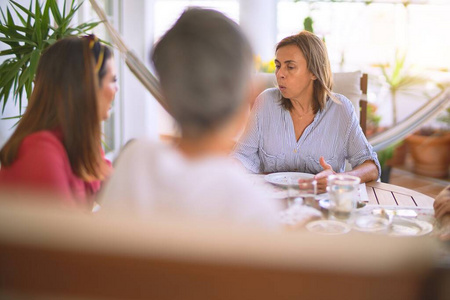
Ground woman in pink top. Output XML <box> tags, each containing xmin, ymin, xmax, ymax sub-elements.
<box><xmin>0</xmin><ymin>36</ymin><xmax>117</xmax><ymax>209</ymax></box>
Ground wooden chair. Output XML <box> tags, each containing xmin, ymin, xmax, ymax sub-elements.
<box><xmin>360</xmin><ymin>73</ymin><xmax>368</xmax><ymax>135</ymax></box>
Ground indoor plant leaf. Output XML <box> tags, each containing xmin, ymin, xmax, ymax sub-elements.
<box><xmin>1</xmin><ymin>78</ymin><xmax>14</xmax><ymax>113</ymax></box>
<box><xmin>0</xmin><ymin>46</ymin><xmax>34</xmax><ymax>57</ymax></box>
<box><xmin>0</xmin><ymin>24</ymin><xmax>34</xmax><ymax>36</ymax></box>
<box><xmin>28</xmin><ymin>49</ymin><xmax>40</xmax><ymax>84</ymax></box>
<box><xmin>0</xmin><ymin>37</ymin><xmax>37</xmax><ymax>46</ymax></box>
<box><xmin>10</xmin><ymin>6</ymin><xmax>27</xmax><ymax>27</ymax></box>
<box><xmin>33</xmin><ymin>0</ymin><xmax>42</xmax><ymax>47</ymax></box>
<box><xmin>0</xmin><ymin>0</ymin><xmax>101</xmax><ymax>116</ymax></box>
<box><xmin>0</xmin><ymin>53</ymin><xmax>30</xmax><ymax>88</ymax></box>
<box><xmin>49</xmin><ymin>0</ymin><xmax>62</xmax><ymax>25</ymax></box>
<box><xmin>10</xmin><ymin>1</ymin><xmax>35</xmax><ymax>18</ymax></box>
<box><xmin>40</xmin><ymin>0</ymin><xmax>50</xmax><ymax>39</ymax></box>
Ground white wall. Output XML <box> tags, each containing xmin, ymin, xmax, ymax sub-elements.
<box><xmin>240</xmin><ymin>0</ymin><xmax>277</xmax><ymax>61</ymax></box>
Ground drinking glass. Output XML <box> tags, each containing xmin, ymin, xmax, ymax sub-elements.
<box><xmin>286</xmin><ymin>177</ymin><xmax>302</xmax><ymax>207</ymax></box>
<box><xmin>298</xmin><ymin>178</ymin><xmax>317</xmax><ymax>207</ymax></box>
<box><xmin>327</xmin><ymin>175</ymin><xmax>360</xmax><ymax>220</ymax></box>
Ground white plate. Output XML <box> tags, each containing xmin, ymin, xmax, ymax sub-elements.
<box><xmin>388</xmin><ymin>217</ymin><xmax>433</xmax><ymax>237</ymax></box>
<box><xmin>306</xmin><ymin>220</ymin><xmax>351</xmax><ymax>235</ymax></box>
<box><xmin>319</xmin><ymin>199</ymin><xmax>367</xmax><ymax>210</ymax></box>
<box><xmin>353</xmin><ymin>215</ymin><xmax>390</xmax><ymax>232</ymax></box>
<box><xmin>264</xmin><ymin>172</ymin><xmax>314</xmax><ymax>187</ymax></box>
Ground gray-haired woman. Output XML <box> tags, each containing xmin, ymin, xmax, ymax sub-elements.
<box><xmin>232</xmin><ymin>31</ymin><xmax>381</xmax><ymax>193</ymax></box>
<box><xmin>100</xmin><ymin>8</ymin><xmax>280</xmax><ymax>228</ymax></box>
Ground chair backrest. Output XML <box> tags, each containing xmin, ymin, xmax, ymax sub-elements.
<box><xmin>360</xmin><ymin>73</ymin><xmax>368</xmax><ymax>135</ymax></box>
<box><xmin>0</xmin><ymin>200</ymin><xmax>438</xmax><ymax>300</ymax></box>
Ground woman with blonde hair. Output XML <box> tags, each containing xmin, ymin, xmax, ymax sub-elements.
<box><xmin>0</xmin><ymin>35</ymin><xmax>117</xmax><ymax>209</ymax></box>
<box><xmin>232</xmin><ymin>31</ymin><xmax>380</xmax><ymax>192</ymax></box>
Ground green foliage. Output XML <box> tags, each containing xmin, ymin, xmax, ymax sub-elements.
<box><xmin>0</xmin><ymin>0</ymin><xmax>101</xmax><ymax>116</ymax></box>
<box><xmin>377</xmin><ymin>141</ymin><xmax>402</xmax><ymax>168</ymax></box>
<box><xmin>303</xmin><ymin>16</ymin><xmax>314</xmax><ymax>33</ymax></box>
<box><xmin>377</xmin><ymin>146</ymin><xmax>394</xmax><ymax>169</ymax></box>
<box><xmin>367</xmin><ymin>103</ymin><xmax>381</xmax><ymax>129</ymax></box>
<box><xmin>380</xmin><ymin>52</ymin><xmax>427</xmax><ymax>94</ymax></box>
<box><xmin>379</xmin><ymin>51</ymin><xmax>428</xmax><ymax>125</ymax></box>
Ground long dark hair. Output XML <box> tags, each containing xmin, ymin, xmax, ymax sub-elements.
<box><xmin>0</xmin><ymin>36</ymin><xmax>112</xmax><ymax>181</ymax></box>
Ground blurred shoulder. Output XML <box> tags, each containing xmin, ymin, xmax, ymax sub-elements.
<box><xmin>193</xmin><ymin>156</ymin><xmax>256</xmax><ymax>192</ymax></box>
<box><xmin>114</xmin><ymin>138</ymin><xmax>176</xmax><ymax>167</ymax></box>
<box><xmin>254</xmin><ymin>88</ymin><xmax>282</xmax><ymax>110</ymax></box>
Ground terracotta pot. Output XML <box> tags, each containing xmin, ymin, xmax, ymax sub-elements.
<box><xmin>406</xmin><ymin>132</ymin><xmax>450</xmax><ymax>178</ymax></box>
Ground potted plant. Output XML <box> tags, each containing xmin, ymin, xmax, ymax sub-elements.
<box><xmin>376</xmin><ymin>141</ymin><xmax>405</xmax><ymax>183</ymax></box>
<box><xmin>366</xmin><ymin>102</ymin><xmax>382</xmax><ymax>137</ymax></box>
<box><xmin>377</xmin><ymin>145</ymin><xmax>394</xmax><ymax>183</ymax></box>
<box><xmin>380</xmin><ymin>51</ymin><xmax>428</xmax><ymax>126</ymax></box>
<box><xmin>0</xmin><ymin>0</ymin><xmax>101</xmax><ymax>116</ymax></box>
<box><xmin>367</xmin><ymin>103</ymin><xmax>406</xmax><ymax>176</ymax></box>
<box><xmin>376</xmin><ymin>51</ymin><xmax>429</xmax><ymax>171</ymax></box>
<box><xmin>406</xmin><ymin>107</ymin><xmax>450</xmax><ymax>178</ymax></box>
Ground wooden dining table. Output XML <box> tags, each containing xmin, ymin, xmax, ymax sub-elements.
<box><xmin>251</xmin><ymin>174</ymin><xmax>435</xmax><ymax>210</ymax></box>
<box><xmin>252</xmin><ymin>174</ymin><xmax>439</xmax><ymax>236</ymax></box>
<box><xmin>365</xmin><ymin>181</ymin><xmax>434</xmax><ymax>209</ymax></box>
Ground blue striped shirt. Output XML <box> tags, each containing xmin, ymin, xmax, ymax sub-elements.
<box><xmin>232</xmin><ymin>88</ymin><xmax>381</xmax><ymax>177</ymax></box>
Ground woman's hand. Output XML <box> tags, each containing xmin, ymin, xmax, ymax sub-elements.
<box><xmin>433</xmin><ymin>186</ymin><xmax>450</xmax><ymax>240</ymax></box>
<box><xmin>434</xmin><ymin>186</ymin><xmax>450</xmax><ymax>220</ymax></box>
<box><xmin>313</xmin><ymin>156</ymin><xmax>336</xmax><ymax>194</ymax></box>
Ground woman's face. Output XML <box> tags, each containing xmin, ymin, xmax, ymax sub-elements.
<box><xmin>275</xmin><ymin>44</ymin><xmax>316</xmax><ymax>101</ymax></box>
<box><xmin>98</xmin><ymin>58</ymin><xmax>118</xmax><ymax>121</ymax></box>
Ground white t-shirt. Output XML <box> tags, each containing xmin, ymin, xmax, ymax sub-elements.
<box><xmin>99</xmin><ymin>140</ymin><xmax>281</xmax><ymax>229</ymax></box>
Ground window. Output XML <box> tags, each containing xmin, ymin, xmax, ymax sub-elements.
<box><xmin>277</xmin><ymin>0</ymin><xmax>450</xmax><ymax>72</ymax></box>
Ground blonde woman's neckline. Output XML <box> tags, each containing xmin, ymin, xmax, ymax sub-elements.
<box><xmin>291</xmin><ymin>108</ymin><xmax>314</xmax><ymax>120</ymax></box>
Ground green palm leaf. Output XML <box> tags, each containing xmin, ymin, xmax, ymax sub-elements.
<box><xmin>10</xmin><ymin>1</ymin><xmax>35</xmax><ymax>18</ymax></box>
<box><xmin>380</xmin><ymin>51</ymin><xmax>429</xmax><ymax>125</ymax></box>
<box><xmin>0</xmin><ymin>0</ymin><xmax>102</xmax><ymax>115</ymax></box>
<box><xmin>9</xmin><ymin>6</ymin><xmax>27</xmax><ymax>27</ymax></box>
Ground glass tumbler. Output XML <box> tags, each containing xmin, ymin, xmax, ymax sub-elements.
<box><xmin>298</xmin><ymin>178</ymin><xmax>317</xmax><ymax>207</ymax></box>
<box><xmin>327</xmin><ymin>175</ymin><xmax>361</xmax><ymax>220</ymax></box>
